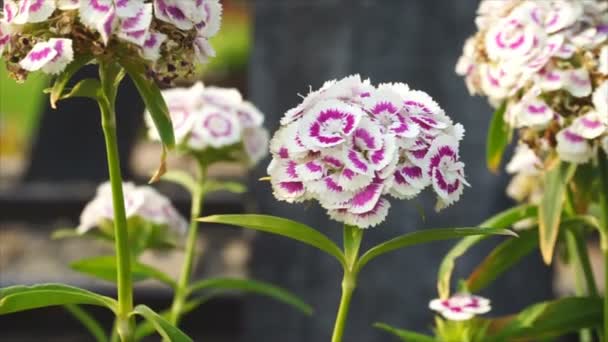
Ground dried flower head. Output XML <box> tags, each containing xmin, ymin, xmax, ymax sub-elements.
<box><xmin>457</xmin><ymin>0</ymin><xmax>608</xmax><ymax>167</ymax></box>
<box><xmin>268</xmin><ymin>75</ymin><xmax>467</xmax><ymax>229</ymax></box>
<box><xmin>429</xmin><ymin>294</ymin><xmax>491</xmax><ymax>321</ymax></box>
<box><xmin>1</xmin><ymin>0</ymin><xmax>222</xmax><ymax>82</ymax></box>
<box><xmin>78</xmin><ymin>181</ymin><xmax>187</xmax><ymax>235</ymax></box>
<box><xmin>145</xmin><ymin>81</ymin><xmax>269</xmax><ymax>166</ymax></box>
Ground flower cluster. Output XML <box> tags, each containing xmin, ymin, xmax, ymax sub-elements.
<box><xmin>0</xmin><ymin>0</ymin><xmax>221</xmax><ymax>81</ymax></box>
<box><xmin>78</xmin><ymin>181</ymin><xmax>187</xmax><ymax>235</ymax></box>
<box><xmin>146</xmin><ymin>81</ymin><xmax>269</xmax><ymax>166</ymax></box>
<box><xmin>429</xmin><ymin>294</ymin><xmax>491</xmax><ymax>321</ymax></box>
<box><xmin>267</xmin><ymin>75</ymin><xmax>467</xmax><ymax>228</ymax></box>
<box><xmin>457</xmin><ymin>0</ymin><xmax>608</xmax><ymax>167</ymax></box>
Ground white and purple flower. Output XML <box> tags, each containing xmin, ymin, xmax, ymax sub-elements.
<box><xmin>145</xmin><ymin>82</ymin><xmax>269</xmax><ymax>166</ymax></box>
<box><xmin>429</xmin><ymin>294</ymin><xmax>491</xmax><ymax>321</ymax></box>
<box><xmin>268</xmin><ymin>75</ymin><xmax>467</xmax><ymax>229</ymax></box>
<box><xmin>457</xmin><ymin>0</ymin><xmax>608</xmax><ymax>171</ymax></box>
<box><xmin>78</xmin><ymin>181</ymin><xmax>187</xmax><ymax>235</ymax></box>
<box><xmin>1</xmin><ymin>0</ymin><xmax>222</xmax><ymax>78</ymax></box>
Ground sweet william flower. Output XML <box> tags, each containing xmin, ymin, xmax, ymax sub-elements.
<box><xmin>78</xmin><ymin>181</ymin><xmax>187</xmax><ymax>235</ymax></box>
<box><xmin>1</xmin><ymin>0</ymin><xmax>222</xmax><ymax>82</ymax></box>
<box><xmin>429</xmin><ymin>294</ymin><xmax>491</xmax><ymax>321</ymax></box>
<box><xmin>145</xmin><ymin>82</ymin><xmax>269</xmax><ymax>166</ymax></box>
<box><xmin>457</xmin><ymin>0</ymin><xmax>608</xmax><ymax>172</ymax></box>
<box><xmin>268</xmin><ymin>75</ymin><xmax>467</xmax><ymax>229</ymax></box>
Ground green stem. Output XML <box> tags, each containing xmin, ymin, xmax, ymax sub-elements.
<box><xmin>565</xmin><ymin>229</ymin><xmax>595</xmax><ymax>342</ymax></box>
<box><xmin>331</xmin><ymin>225</ymin><xmax>364</xmax><ymax>342</ymax></box>
<box><xmin>98</xmin><ymin>83</ymin><xmax>134</xmax><ymax>342</ymax></box>
<box><xmin>168</xmin><ymin>166</ymin><xmax>207</xmax><ymax>326</ymax></box>
<box><xmin>598</xmin><ymin>150</ymin><xmax>608</xmax><ymax>342</ymax></box>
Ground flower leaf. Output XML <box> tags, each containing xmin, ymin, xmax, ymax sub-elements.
<box><xmin>70</xmin><ymin>256</ymin><xmax>176</xmax><ymax>288</ymax></box>
<box><xmin>373</xmin><ymin>322</ymin><xmax>436</xmax><ymax>342</ymax></box>
<box><xmin>356</xmin><ymin>227</ymin><xmax>516</xmax><ymax>276</ymax></box>
<box><xmin>199</xmin><ymin>214</ymin><xmax>346</xmax><ymax>267</ymax></box>
<box><xmin>467</xmin><ymin>228</ymin><xmax>538</xmax><ymax>293</ymax></box>
<box><xmin>538</xmin><ymin>161</ymin><xmax>577</xmax><ymax>264</ymax></box>
<box><xmin>121</xmin><ymin>60</ymin><xmax>175</xmax><ymax>149</ymax></box>
<box><xmin>488</xmin><ymin>297</ymin><xmax>602</xmax><ymax>341</ymax></box>
<box><xmin>436</xmin><ymin>205</ymin><xmax>538</xmax><ymax>299</ymax></box>
<box><xmin>49</xmin><ymin>54</ymin><xmax>94</xmax><ymax>108</ymax></box>
<box><xmin>188</xmin><ymin>277</ymin><xmax>313</xmax><ymax>315</ymax></box>
<box><xmin>58</xmin><ymin>78</ymin><xmax>101</xmax><ymax>101</ymax></box>
<box><xmin>64</xmin><ymin>304</ymin><xmax>109</xmax><ymax>342</ymax></box>
<box><xmin>205</xmin><ymin>180</ymin><xmax>247</xmax><ymax>194</ymax></box>
<box><xmin>0</xmin><ymin>283</ymin><xmax>117</xmax><ymax>315</ymax></box>
<box><xmin>486</xmin><ymin>102</ymin><xmax>510</xmax><ymax>173</ymax></box>
<box><xmin>130</xmin><ymin>305</ymin><xmax>192</xmax><ymax>342</ymax></box>
<box><xmin>161</xmin><ymin>170</ymin><xmax>198</xmax><ymax>194</ymax></box>
<box><xmin>133</xmin><ymin>299</ymin><xmax>205</xmax><ymax>341</ymax></box>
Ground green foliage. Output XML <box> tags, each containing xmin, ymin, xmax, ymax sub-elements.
<box><xmin>48</xmin><ymin>54</ymin><xmax>94</xmax><ymax>108</ymax></box>
<box><xmin>0</xmin><ymin>283</ymin><xmax>117</xmax><ymax>314</ymax></box>
<box><xmin>120</xmin><ymin>60</ymin><xmax>174</xmax><ymax>149</ymax></box>
<box><xmin>355</xmin><ymin>227</ymin><xmax>515</xmax><ymax>276</ymax></box>
<box><xmin>437</xmin><ymin>205</ymin><xmax>537</xmax><ymax>298</ymax></box>
<box><xmin>188</xmin><ymin>277</ymin><xmax>313</xmax><ymax>315</ymax></box>
<box><xmin>466</xmin><ymin>229</ymin><xmax>538</xmax><ymax>292</ymax></box>
<box><xmin>488</xmin><ymin>297</ymin><xmax>602</xmax><ymax>341</ymax></box>
<box><xmin>200</xmin><ymin>214</ymin><xmax>347</xmax><ymax>267</ymax></box>
<box><xmin>374</xmin><ymin>322</ymin><xmax>436</xmax><ymax>342</ymax></box>
<box><xmin>538</xmin><ymin>161</ymin><xmax>577</xmax><ymax>264</ymax></box>
<box><xmin>70</xmin><ymin>256</ymin><xmax>176</xmax><ymax>288</ymax></box>
<box><xmin>486</xmin><ymin>102</ymin><xmax>510</xmax><ymax>173</ymax></box>
<box><xmin>130</xmin><ymin>305</ymin><xmax>193</xmax><ymax>342</ymax></box>
<box><xmin>64</xmin><ymin>304</ymin><xmax>109</xmax><ymax>342</ymax></box>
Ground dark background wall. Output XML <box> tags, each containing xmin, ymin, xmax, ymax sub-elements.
<box><xmin>244</xmin><ymin>1</ymin><xmax>553</xmax><ymax>341</ymax></box>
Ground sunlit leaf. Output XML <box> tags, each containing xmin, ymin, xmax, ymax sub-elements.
<box><xmin>188</xmin><ymin>277</ymin><xmax>312</xmax><ymax>315</ymax></box>
<box><xmin>70</xmin><ymin>256</ymin><xmax>176</xmax><ymax>288</ymax></box>
<box><xmin>199</xmin><ymin>214</ymin><xmax>346</xmax><ymax>267</ymax></box>
<box><xmin>58</xmin><ymin>78</ymin><xmax>100</xmax><ymax>101</ymax></box>
<box><xmin>488</xmin><ymin>297</ymin><xmax>601</xmax><ymax>341</ymax></box>
<box><xmin>436</xmin><ymin>205</ymin><xmax>537</xmax><ymax>298</ymax></box>
<box><xmin>130</xmin><ymin>305</ymin><xmax>192</xmax><ymax>342</ymax></box>
<box><xmin>539</xmin><ymin>161</ymin><xmax>577</xmax><ymax>264</ymax></box>
<box><xmin>121</xmin><ymin>60</ymin><xmax>174</xmax><ymax>149</ymax></box>
<box><xmin>49</xmin><ymin>54</ymin><xmax>94</xmax><ymax>108</ymax></box>
<box><xmin>64</xmin><ymin>304</ymin><xmax>108</xmax><ymax>342</ymax></box>
<box><xmin>0</xmin><ymin>283</ymin><xmax>117</xmax><ymax>314</ymax></box>
<box><xmin>486</xmin><ymin>102</ymin><xmax>510</xmax><ymax>173</ymax></box>
<box><xmin>355</xmin><ymin>227</ymin><xmax>516</xmax><ymax>275</ymax></box>
<box><xmin>205</xmin><ymin>180</ymin><xmax>247</xmax><ymax>194</ymax></box>
<box><xmin>467</xmin><ymin>229</ymin><xmax>538</xmax><ymax>293</ymax></box>
<box><xmin>161</xmin><ymin>170</ymin><xmax>198</xmax><ymax>194</ymax></box>
<box><xmin>374</xmin><ymin>322</ymin><xmax>436</xmax><ymax>342</ymax></box>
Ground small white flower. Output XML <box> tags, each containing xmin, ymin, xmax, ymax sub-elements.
<box><xmin>78</xmin><ymin>181</ymin><xmax>187</xmax><ymax>235</ymax></box>
<box><xmin>555</xmin><ymin>128</ymin><xmax>593</xmax><ymax>164</ymax></box>
<box><xmin>506</xmin><ymin>143</ymin><xmax>542</xmax><ymax>175</ymax></box>
<box><xmin>429</xmin><ymin>294</ymin><xmax>491</xmax><ymax>321</ymax></box>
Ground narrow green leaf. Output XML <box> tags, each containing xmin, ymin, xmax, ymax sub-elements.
<box><xmin>161</xmin><ymin>170</ymin><xmax>198</xmax><ymax>194</ymax></box>
<box><xmin>188</xmin><ymin>277</ymin><xmax>313</xmax><ymax>315</ymax></box>
<box><xmin>59</xmin><ymin>78</ymin><xmax>101</xmax><ymax>101</ymax></box>
<box><xmin>598</xmin><ymin>150</ymin><xmax>608</xmax><ymax>250</ymax></box>
<box><xmin>121</xmin><ymin>60</ymin><xmax>174</xmax><ymax>148</ymax></box>
<box><xmin>205</xmin><ymin>180</ymin><xmax>247</xmax><ymax>194</ymax></box>
<box><xmin>539</xmin><ymin>161</ymin><xmax>577</xmax><ymax>264</ymax></box>
<box><xmin>70</xmin><ymin>256</ymin><xmax>176</xmax><ymax>288</ymax></box>
<box><xmin>130</xmin><ymin>305</ymin><xmax>192</xmax><ymax>342</ymax></box>
<box><xmin>356</xmin><ymin>227</ymin><xmax>516</xmax><ymax>275</ymax></box>
<box><xmin>199</xmin><ymin>214</ymin><xmax>346</xmax><ymax>267</ymax></box>
<box><xmin>489</xmin><ymin>297</ymin><xmax>602</xmax><ymax>341</ymax></box>
<box><xmin>49</xmin><ymin>54</ymin><xmax>94</xmax><ymax>108</ymax></box>
<box><xmin>64</xmin><ymin>304</ymin><xmax>109</xmax><ymax>342</ymax></box>
<box><xmin>467</xmin><ymin>229</ymin><xmax>538</xmax><ymax>292</ymax></box>
<box><xmin>0</xmin><ymin>283</ymin><xmax>117</xmax><ymax>314</ymax></box>
<box><xmin>374</xmin><ymin>322</ymin><xmax>436</xmax><ymax>342</ymax></box>
<box><xmin>436</xmin><ymin>205</ymin><xmax>537</xmax><ymax>298</ymax></box>
<box><xmin>133</xmin><ymin>299</ymin><xmax>205</xmax><ymax>342</ymax></box>
<box><xmin>486</xmin><ymin>102</ymin><xmax>510</xmax><ymax>172</ymax></box>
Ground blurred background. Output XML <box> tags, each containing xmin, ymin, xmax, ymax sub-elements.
<box><xmin>0</xmin><ymin>0</ymin><xmax>565</xmax><ymax>341</ymax></box>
